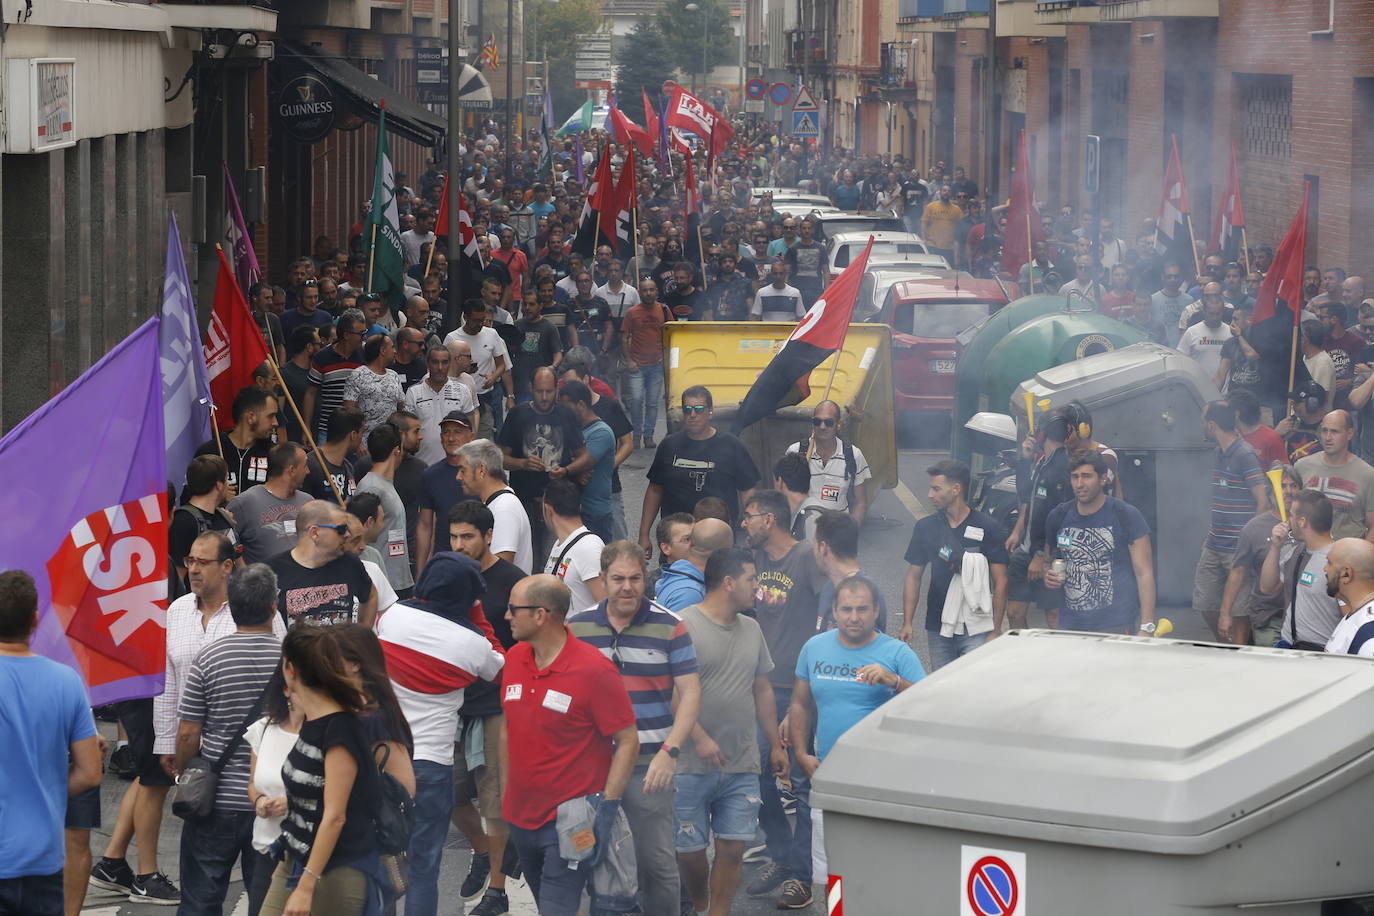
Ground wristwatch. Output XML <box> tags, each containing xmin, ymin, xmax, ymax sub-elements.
<box><xmin>1139</xmin><ymin>622</ymin><xmax>1157</xmax><ymax>634</ymax></box>
<box><xmin>661</xmin><ymin>744</ymin><xmax>680</xmax><ymax>759</ymax></box>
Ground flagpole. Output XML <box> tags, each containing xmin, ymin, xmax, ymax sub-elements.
<box><xmin>210</xmin><ymin>406</ymin><xmax>226</xmax><ymax>456</ymax></box>
<box><xmin>266</xmin><ymin>355</ymin><xmax>347</xmax><ymax>508</ymax></box>
<box><xmin>1026</xmin><ymin>209</ymin><xmax>1035</xmax><ymax>294</ymax></box>
<box><xmin>1287</xmin><ymin>321</ymin><xmax>1300</xmax><ymax>418</ymax></box>
<box><xmin>1240</xmin><ymin>226</ymin><xmax>1253</xmax><ymax>277</ymax></box>
<box><xmin>1185</xmin><ymin>212</ymin><xmax>1202</xmax><ymax>281</ymax></box>
<box><xmin>366</xmin><ymin>224</ymin><xmax>378</xmax><ymax>293</ymax></box>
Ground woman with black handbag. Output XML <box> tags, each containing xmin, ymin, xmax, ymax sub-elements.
<box><xmin>259</xmin><ymin>627</ymin><xmax>386</xmax><ymax>916</ymax></box>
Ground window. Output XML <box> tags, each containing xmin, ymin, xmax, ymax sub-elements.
<box><xmin>1241</xmin><ymin>75</ymin><xmax>1292</xmax><ymax>161</ymax></box>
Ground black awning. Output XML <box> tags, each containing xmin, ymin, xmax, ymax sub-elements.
<box><xmin>279</xmin><ymin>42</ymin><xmax>445</xmax><ymax>147</ymax></box>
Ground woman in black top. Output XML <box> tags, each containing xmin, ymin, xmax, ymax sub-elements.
<box><xmin>332</xmin><ymin>624</ymin><xmax>415</xmax><ymax>796</ymax></box>
<box><xmin>259</xmin><ymin>627</ymin><xmax>378</xmax><ymax>916</ymax></box>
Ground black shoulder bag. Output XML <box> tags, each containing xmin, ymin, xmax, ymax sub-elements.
<box><xmin>172</xmin><ymin>683</ymin><xmax>271</xmax><ymax>822</ymax></box>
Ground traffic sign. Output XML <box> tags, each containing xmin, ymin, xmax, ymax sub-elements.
<box><xmin>746</xmin><ymin>78</ymin><xmax>767</xmax><ymax>100</ymax></box>
<box><xmin>792</xmin><ymin>109</ymin><xmax>818</xmax><ymax>138</ymax></box>
<box><xmin>793</xmin><ymin>84</ymin><xmax>818</xmax><ymax>111</ymax></box>
<box><xmin>960</xmin><ymin>847</ymin><xmax>1025</xmax><ymax>916</ymax></box>
<box><xmin>768</xmin><ymin>82</ymin><xmax>792</xmax><ymax>106</ymax></box>
<box><xmin>1084</xmin><ymin>134</ymin><xmax>1100</xmax><ymax>194</ymax></box>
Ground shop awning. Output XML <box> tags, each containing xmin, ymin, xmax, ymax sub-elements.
<box><xmin>279</xmin><ymin>42</ymin><xmax>446</xmax><ymax>147</ymax></box>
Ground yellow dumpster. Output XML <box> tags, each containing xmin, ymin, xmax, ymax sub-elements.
<box><xmin>661</xmin><ymin>322</ymin><xmax>897</xmax><ymax>504</ymax></box>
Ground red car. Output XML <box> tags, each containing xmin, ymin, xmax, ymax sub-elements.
<box><xmin>879</xmin><ymin>276</ymin><xmax>1012</xmax><ymax>437</ymax></box>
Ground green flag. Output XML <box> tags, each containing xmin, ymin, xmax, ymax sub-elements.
<box><xmin>365</xmin><ymin>108</ymin><xmax>406</xmax><ymax>316</ymax></box>
<box><xmin>555</xmin><ymin>100</ymin><xmax>594</xmax><ymax>137</ymax></box>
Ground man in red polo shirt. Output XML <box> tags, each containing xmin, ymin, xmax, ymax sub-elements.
<box><xmin>500</xmin><ymin>573</ymin><xmax>638</xmax><ymax>915</ymax></box>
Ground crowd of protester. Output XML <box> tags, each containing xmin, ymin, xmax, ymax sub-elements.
<box><xmin>8</xmin><ymin>118</ymin><xmax>1374</xmax><ymax>916</ymax></box>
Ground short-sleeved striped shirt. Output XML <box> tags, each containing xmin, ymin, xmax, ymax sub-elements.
<box><xmin>1206</xmin><ymin>437</ymin><xmax>1265</xmax><ymax>553</ymax></box>
<box><xmin>567</xmin><ymin>599</ymin><xmax>699</xmax><ymax>766</ymax></box>
<box><xmin>178</xmin><ymin>632</ymin><xmax>283</xmax><ymax>813</ymax></box>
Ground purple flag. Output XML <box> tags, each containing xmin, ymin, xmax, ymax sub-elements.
<box><xmin>160</xmin><ymin>211</ymin><xmax>212</xmax><ymax>489</ymax></box>
<box><xmin>223</xmin><ymin>161</ymin><xmax>261</xmax><ymax>294</ymax></box>
<box><xmin>0</xmin><ymin>318</ymin><xmax>169</xmax><ymax>704</ymax></box>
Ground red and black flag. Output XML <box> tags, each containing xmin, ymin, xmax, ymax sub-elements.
<box><xmin>434</xmin><ymin>175</ymin><xmax>486</xmax><ymax>306</ymax></box>
<box><xmin>730</xmin><ymin>237</ymin><xmax>875</xmax><ymax>434</ymax></box>
<box><xmin>610</xmin><ymin>146</ymin><xmax>638</xmax><ymax>255</ymax></box>
<box><xmin>1207</xmin><ymin>141</ymin><xmax>1246</xmax><ymax>263</ymax></box>
<box><xmin>1154</xmin><ymin>134</ymin><xmax>1193</xmax><ymax>270</ymax></box>
<box><xmin>572</xmin><ymin>144</ymin><xmax>614</xmax><ymax>259</ymax></box>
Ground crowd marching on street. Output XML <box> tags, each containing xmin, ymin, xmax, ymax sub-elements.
<box><xmin>10</xmin><ymin>93</ymin><xmax>1374</xmax><ymax>916</ymax></box>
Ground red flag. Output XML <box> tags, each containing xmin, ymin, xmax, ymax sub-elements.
<box><xmin>1000</xmin><ymin>129</ymin><xmax>1042</xmax><ymax>278</ymax></box>
<box><xmin>1207</xmin><ymin>142</ymin><xmax>1246</xmax><ymax>261</ymax></box>
<box><xmin>665</xmin><ymin>84</ymin><xmax>733</xmax><ymax>159</ymax></box>
<box><xmin>573</xmin><ymin>145</ymin><xmax>616</xmax><ymax>258</ymax></box>
<box><xmin>684</xmin><ymin>152</ymin><xmax>702</xmax><ymax>222</ymax></box>
<box><xmin>731</xmin><ymin>238</ymin><xmax>876</xmax><ymax>433</ymax></box>
<box><xmin>609</xmin><ymin>146</ymin><xmax>638</xmax><ymax>253</ymax></box>
<box><xmin>643</xmin><ymin>89</ymin><xmax>661</xmax><ymax>162</ymax></box>
<box><xmin>1252</xmin><ymin>182</ymin><xmax>1310</xmax><ymax>327</ymax></box>
<box><xmin>204</xmin><ymin>247</ymin><xmax>270</xmax><ymax>432</ymax></box>
<box><xmin>1154</xmin><ymin>134</ymin><xmax>1193</xmax><ymax>268</ymax></box>
<box><xmin>434</xmin><ymin>173</ymin><xmax>450</xmax><ymax>237</ymax></box>
<box><xmin>610</xmin><ymin>106</ymin><xmax>653</xmax><ymax>159</ymax></box>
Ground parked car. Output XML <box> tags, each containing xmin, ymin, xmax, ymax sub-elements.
<box><xmin>856</xmin><ymin>266</ymin><xmax>967</xmax><ymax>321</ymax></box>
<box><xmin>879</xmin><ymin>275</ymin><xmax>1012</xmax><ymax>442</ymax></box>
<box><xmin>824</xmin><ymin>230</ymin><xmax>932</xmax><ymax>283</ymax></box>
<box><xmin>804</xmin><ymin>209</ymin><xmax>905</xmax><ymax>244</ymax></box>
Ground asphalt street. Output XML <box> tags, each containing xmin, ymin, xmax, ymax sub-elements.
<box><xmin>79</xmin><ymin>443</ymin><xmax>1210</xmax><ymax>915</ymax></box>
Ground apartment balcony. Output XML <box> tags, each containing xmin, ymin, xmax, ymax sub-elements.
<box><xmin>996</xmin><ymin>0</ymin><xmax>1065</xmax><ymax>36</ymax></box>
<box><xmin>1035</xmin><ymin>0</ymin><xmax>1216</xmax><ymax>24</ymax></box>
<box><xmin>899</xmin><ymin>0</ymin><xmax>989</xmax><ymax>30</ymax></box>
<box><xmin>786</xmin><ymin>29</ymin><xmax>829</xmax><ymax>67</ymax></box>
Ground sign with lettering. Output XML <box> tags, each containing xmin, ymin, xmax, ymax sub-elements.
<box><xmin>277</xmin><ymin>74</ymin><xmax>336</xmax><ymax>144</ymax></box>
<box><xmin>34</xmin><ymin>59</ymin><xmax>75</xmax><ymax>150</ymax></box>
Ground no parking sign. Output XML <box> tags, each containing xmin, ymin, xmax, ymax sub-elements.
<box><xmin>960</xmin><ymin>846</ymin><xmax>1026</xmax><ymax>916</ymax></box>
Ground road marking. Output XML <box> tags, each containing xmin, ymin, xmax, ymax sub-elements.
<box><xmin>893</xmin><ymin>480</ymin><xmax>930</xmax><ymax>522</ymax></box>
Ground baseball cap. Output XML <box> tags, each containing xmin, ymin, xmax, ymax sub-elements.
<box><xmin>439</xmin><ymin>411</ymin><xmax>472</xmax><ymax>429</ymax></box>
<box><xmin>1288</xmin><ymin>380</ymin><xmax>1327</xmax><ymax>404</ymax></box>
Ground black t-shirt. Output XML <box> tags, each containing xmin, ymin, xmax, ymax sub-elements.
<box><xmin>464</xmin><ymin>557</ymin><xmax>525</xmax><ymax>718</ymax></box>
<box><xmin>279</xmin><ymin>712</ymin><xmax>380</xmax><ymax>868</ymax></box>
<box><xmin>418</xmin><ymin>460</ymin><xmax>474</xmax><ymax>559</ymax></box>
<box><xmin>304</xmin><ymin>452</ymin><xmax>358</xmax><ymax>503</ymax></box>
<box><xmin>647</xmin><ymin>429</ymin><xmax>761</xmax><ymax>524</ymax></box>
<box><xmin>570</xmin><ymin>296</ymin><xmax>612</xmax><ymax>352</ymax></box>
<box><xmin>904</xmin><ymin>508</ymin><xmax>1009</xmax><ymax>633</ymax></box>
<box><xmin>900</xmin><ymin>179</ymin><xmax>929</xmax><ymax>212</ymax></box>
<box><xmin>1020</xmin><ymin>446</ymin><xmax>1071</xmax><ymax>555</ymax></box>
<box><xmin>510</xmin><ymin>318</ymin><xmax>563</xmax><ymax>392</ymax></box>
<box><xmin>197</xmin><ymin>434</ymin><xmax>273</xmax><ymax>492</ymax></box>
<box><xmin>391</xmin><ymin>356</ymin><xmax>428</xmax><ymax>391</ymax></box>
<box><xmin>496</xmin><ymin>402</ymin><xmax>586</xmax><ymax>500</ymax></box>
<box><xmin>665</xmin><ymin>287</ymin><xmax>708</xmax><ymax>320</ymax></box>
<box><xmin>266</xmin><ymin>550</ymin><xmax>374</xmax><ymax>625</ymax></box>
<box><xmin>592</xmin><ymin>395</ymin><xmax>633</xmax><ymax>494</ymax></box>
<box><xmin>708</xmin><ymin>274</ymin><xmax>755</xmax><ymax>322</ymax></box>
<box><xmin>169</xmin><ymin>505</ymin><xmax>237</xmax><ymax>593</ymax></box>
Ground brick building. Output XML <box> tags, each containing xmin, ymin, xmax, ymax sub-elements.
<box><xmin>891</xmin><ymin>0</ymin><xmax>1374</xmax><ymax>275</ymax></box>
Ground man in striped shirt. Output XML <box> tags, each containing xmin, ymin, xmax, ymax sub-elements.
<box><xmin>172</xmin><ymin>564</ymin><xmax>285</xmax><ymax>915</ymax></box>
<box><xmin>1195</xmin><ymin>400</ymin><xmax>1271</xmax><ymax>639</ymax></box>
<box><xmin>568</xmin><ymin>540</ymin><xmax>702</xmax><ymax>916</ymax></box>
<box><xmin>302</xmin><ymin>308</ymin><xmax>367</xmax><ymax>442</ymax></box>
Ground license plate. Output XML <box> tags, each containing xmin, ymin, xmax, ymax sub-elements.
<box><xmin>930</xmin><ymin>359</ymin><xmax>956</xmax><ymax>374</ymax></box>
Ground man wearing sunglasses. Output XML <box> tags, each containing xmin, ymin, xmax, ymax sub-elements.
<box><xmin>265</xmin><ymin>499</ymin><xmax>377</xmax><ymax>627</ymax></box>
<box><xmin>640</xmin><ymin>386</ymin><xmax>760</xmax><ymax>559</ymax></box>
<box><xmin>784</xmin><ymin>401</ymin><xmax>871</xmax><ymax>525</ymax></box>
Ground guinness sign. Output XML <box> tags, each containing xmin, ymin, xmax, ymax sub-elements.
<box><xmin>277</xmin><ymin>74</ymin><xmax>335</xmax><ymax>143</ymax></box>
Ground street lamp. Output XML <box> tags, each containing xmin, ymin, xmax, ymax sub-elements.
<box><xmin>684</xmin><ymin>2</ymin><xmax>707</xmax><ymax>95</ymax></box>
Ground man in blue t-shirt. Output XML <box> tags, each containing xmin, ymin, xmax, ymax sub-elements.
<box><xmin>1044</xmin><ymin>452</ymin><xmax>1158</xmax><ymax>635</ymax></box>
<box><xmin>0</xmin><ymin>570</ymin><xmax>102</xmax><ymax>915</ymax></box>
<box><xmin>559</xmin><ymin>380</ymin><xmax>616</xmax><ymax>543</ymax></box>
<box><xmin>788</xmin><ymin>574</ymin><xmax>924</xmax><ymax>903</ymax></box>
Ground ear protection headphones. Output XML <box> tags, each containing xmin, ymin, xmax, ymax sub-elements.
<box><xmin>1047</xmin><ymin>402</ymin><xmax>1093</xmax><ymax>442</ymax></box>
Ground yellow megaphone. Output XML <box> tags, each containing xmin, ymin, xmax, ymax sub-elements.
<box><xmin>1152</xmin><ymin>617</ymin><xmax>1174</xmax><ymax>638</ymax></box>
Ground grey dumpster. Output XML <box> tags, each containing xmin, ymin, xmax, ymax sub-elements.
<box><xmin>1010</xmin><ymin>342</ymin><xmax>1222</xmax><ymax>606</ymax></box>
<box><xmin>814</xmin><ymin>631</ymin><xmax>1374</xmax><ymax>915</ymax></box>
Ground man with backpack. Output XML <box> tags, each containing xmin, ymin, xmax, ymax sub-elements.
<box><xmin>169</xmin><ymin>455</ymin><xmax>239</xmax><ymax>594</ymax></box>
<box><xmin>784</xmin><ymin>400</ymin><xmax>872</xmax><ymax>526</ymax></box>
<box><xmin>1043</xmin><ymin>453</ymin><xmax>1157</xmax><ymax>635</ymax></box>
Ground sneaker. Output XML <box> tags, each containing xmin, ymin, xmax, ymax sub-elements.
<box><xmin>89</xmin><ymin>857</ymin><xmax>134</xmax><ymax>894</ymax></box>
<box><xmin>746</xmin><ymin>861</ymin><xmax>786</xmax><ymax>897</ymax></box>
<box><xmin>460</xmin><ymin>852</ymin><xmax>491</xmax><ymax>899</ymax></box>
<box><xmin>776</xmin><ymin>879</ymin><xmax>814</xmax><ymax>909</ymax></box>
<box><xmin>469</xmin><ymin>888</ymin><xmax>510</xmax><ymax>916</ymax></box>
<box><xmin>108</xmin><ymin>745</ymin><xmax>137</xmax><ymax>780</ymax></box>
<box><xmin>128</xmin><ymin>872</ymin><xmax>180</xmax><ymax>906</ymax></box>
<box><xmin>743</xmin><ymin>842</ymin><xmax>770</xmax><ymax>864</ymax></box>
<box><xmin>643</xmin><ymin>436</ymin><xmax>656</xmax><ymax>449</ymax></box>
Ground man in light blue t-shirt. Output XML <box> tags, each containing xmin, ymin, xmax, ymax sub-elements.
<box><xmin>0</xmin><ymin>570</ymin><xmax>102</xmax><ymax>914</ymax></box>
<box><xmin>559</xmin><ymin>380</ymin><xmax>617</xmax><ymax>543</ymax></box>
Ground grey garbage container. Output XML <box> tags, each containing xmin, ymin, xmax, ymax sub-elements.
<box><xmin>813</xmin><ymin>631</ymin><xmax>1374</xmax><ymax>915</ymax></box>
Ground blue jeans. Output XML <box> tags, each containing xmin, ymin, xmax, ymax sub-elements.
<box><xmin>584</xmin><ymin>512</ymin><xmax>614</xmax><ymax>544</ymax></box>
<box><xmin>610</xmin><ymin>491</ymin><xmax>628</xmax><ymax>542</ymax></box>
<box><xmin>673</xmin><ymin>772</ymin><xmax>762</xmax><ymax>851</ymax></box>
<box><xmin>756</xmin><ymin>684</ymin><xmax>811</xmax><ymax>883</ymax></box>
<box><xmin>406</xmin><ymin>760</ymin><xmax>455</xmax><ymax>916</ymax></box>
<box><xmin>508</xmin><ymin>820</ymin><xmax>588</xmax><ymax>916</ymax></box>
<box><xmin>0</xmin><ymin>871</ymin><xmax>62</xmax><ymax>916</ymax></box>
<box><xmin>625</xmin><ymin>363</ymin><xmax>663</xmax><ymax>439</ymax></box>
<box><xmin>926</xmin><ymin>630</ymin><xmax>986</xmax><ymax>670</ymax></box>
<box><xmin>178</xmin><ymin>809</ymin><xmax>258</xmax><ymax>916</ymax></box>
